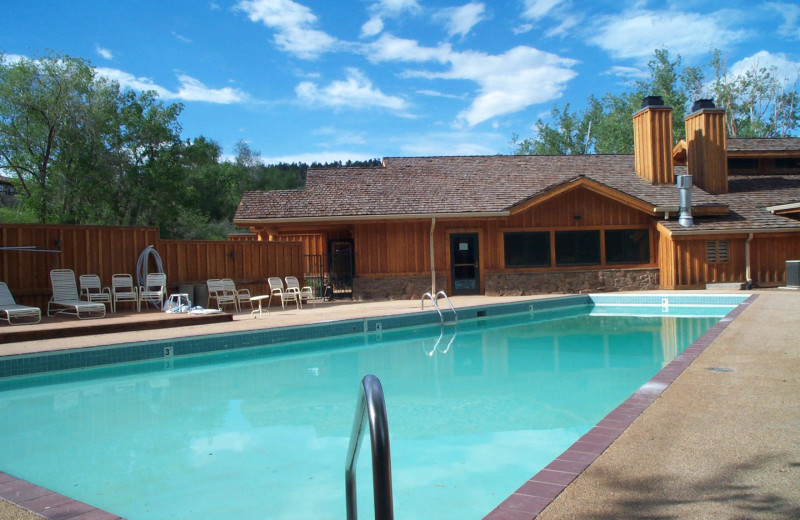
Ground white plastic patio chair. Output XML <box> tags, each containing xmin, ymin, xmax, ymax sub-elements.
<box><xmin>222</xmin><ymin>278</ymin><xmax>252</xmax><ymax>312</ymax></box>
<box><xmin>0</xmin><ymin>281</ymin><xmax>41</xmax><ymax>325</ymax></box>
<box><xmin>285</xmin><ymin>276</ymin><xmax>314</xmax><ymax>308</ymax></box>
<box><xmin>267</xmin><ymin>276</ymin><xmax>299</xmax><ymax>310</ymax></box>
<box><xmin>79</xmin><ymin>274</ymin><xmax>113</xmax><ymax>312</ymax></box>
<box><xmin>207</xmin><ymin>278</ymin><xmax>237</xmax><ymax>311</ymax></box>
<box><xmin>139</xmin><ymin>273</ymin><xmax>167</xmax><ymax>310</ymax></box>
<box><xmin>112</xmin><ymin>274</ymin><xmax>139</xmax><ymax>312</ymax></box>
<box><xmin>48</xmin><ymin>269</ymin><xmax>106</xmax><ymax>319</ymax></box>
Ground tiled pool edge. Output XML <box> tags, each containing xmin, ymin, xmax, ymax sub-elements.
<box><xmin>0</xmin><ymin>296</ymin><xmax>590</xmax><ymax>378</ymax></box>
<box><xmin>482</xmin><ymin>293</ymin><xmax>759</xmax><ymax>520</ymax></box>
<box><xmin>0</xmin><ymin>470</ymin><xmax>122</xmax><ymax>520</ymax></box>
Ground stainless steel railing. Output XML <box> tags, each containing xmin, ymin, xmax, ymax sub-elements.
<box><xmin>345</xmin><ymin>375</ymin><xmax>394</xmax><ymax>520</ymax></box>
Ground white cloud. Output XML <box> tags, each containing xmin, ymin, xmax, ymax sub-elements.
<box><xmin>174</xmin><ymin>75</ymin><xmax>249</xmax><ymax>103</ymax></box>
<box><xmin>370</xmin><ymin>0</ymin><xmax>421</xmax><ymax>16</ymax></box>
<box><xmin>416</xmin><ymin>89</ymin><xmax>466</xmax><ymax>100</ymax></box>
<box><xmin>95</xmin><ymin>45</ymin><xmax>113</xmax><ymax>60</ymax></box>
<box><xmin>728</xmin><ymin>51</ymin><xmax>800</xmax><ymax>86</ymax></box>
<box><xmin>766</xmin><ymin>2</ymin><xmax>800</xmax><ymax>40</ymax></box>
<box><xmin>172</xmin><ymin>31</ymin><xmax>193</xmax><ymax>43</ymax></box>
<box><xmin>436</xmin><ymin>3</ymin><xmax>487</xmax><ymax>39</ymax></box>
<box><xmin>365</xmin><ymin>33</ymin><xmax>451</xmax><ymax>63</ymax></box>
<box><xmin>96</xmin><ymin>68</ymin><xmax>248</xmax><ymax>104</ymax></box>
<box><xmin>235</xmin><ymin>0</ymin><xmax>338</xmax><ymax>59</ymax></box>
<box><xmin>295</xmin><ymin>68</ymin><xmax>408</xmax><ymax>111</ymax></box>
<box><xmin>588</xmin><ymin>9</ymin><xmax>748</xmax><ymax>60</ymax></box>
<box><xmin>404</xmin><ymin>46</ymin><xmax>578</xmax><ymax>127</ymax></box>
<box><xmin>522</xmin><ymin>0</ymin><xmax>564</xmax><ymax>21</ymax></box>
<box><xmin>96</xmin><ymin>68</ymin><xmax>173</xmax><ymax>98</ymax></box>
<box><xmin>361</xmin><ymin>15</ymin><xmax>384</xmax><ymax>38</ymax></box>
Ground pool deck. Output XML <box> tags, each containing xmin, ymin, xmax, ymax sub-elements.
<box><xmin>1</xmin><ymin>289</ymin><xmax>799</xmax><ymax>519</ymax></box>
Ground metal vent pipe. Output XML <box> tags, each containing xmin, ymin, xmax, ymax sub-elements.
<box><xmin>677</xmin><ymin>174</ymin><xmax>694</xmax><ymax>227</ymax></box>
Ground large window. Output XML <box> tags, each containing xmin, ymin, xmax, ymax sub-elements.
<box><xmin>605</xmin><ymin>229</ymin><xmax>650</xmax><ymax>264</ymax></box>
<box><xmin>555</xmin><ymin>230</ymin><xmax>601</xmax><ymax>266</ymax></box>
<box><xmin>504</xmin><ymin>232</ymin><xmax>550</xmax><ymax>267</ymax></box>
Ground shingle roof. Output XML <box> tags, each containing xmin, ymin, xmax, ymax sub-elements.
<box><xmin>235</xmin><ymin>155</ymin><xmax>722</xmax><ymax>221</ymax></box>
<box><xmin>235</xmin><ymin>153</ymin><xmax>800</xmax><ymax>233</ymax></box>
<box><xmin>660</xmin><ymin>174</ymin><xmax>800</xmax><ymax>233</ymax></box>
<box><xmin>728</xmin><ymin>138</ymin><xmax>800</xmax><ymax>153</ymax></box>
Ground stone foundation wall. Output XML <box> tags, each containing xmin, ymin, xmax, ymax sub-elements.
<box><xmin>485</xmin><ymin>268</ymin><xmax>660</xmax><ymax>296</ymax></box>
<box><xmin>353</xmin><ymin>275</ymin><xmax>447</xmax><ymax>301</ymax></box>
<box><xmin>352</xmin><ymin>269</ymin><xmax>659</xmax><ymax>299</ymax></box>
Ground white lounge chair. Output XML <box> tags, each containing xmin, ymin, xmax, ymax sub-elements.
<box><xmin>207</xmin><ymin>278</ymin><xmax>237</xmax><ymax>311</ymax></box>
<box><xmin>0</xmin><ymin>282</ymin><xmax>41</xmax><ymax>325</ymax></box>
<box><xmin>285</xmin><ymin>276</ymin><xmax>314</xmax><ymax>307</ymax></box>
<box><xmin>112</xmin><ymin>274</ymin><xmax>139</xmax><ymax>312</ymax></box>
<box><xmin>223</xmin><ymin>278</ymin><xmax>253</xmax><ymax>312</ymax></box>
<box><xmin>79</xmin><ymin>274</ymin><xmax>113</xmax><ymax>312</ymax></box>
<box><xmin>140</xmin><ymin>273</ymin><xmax>167</xmax><ymax>310</ymax></box>
<box><xmin>268</xmin><ymin>276</ymin><xmax>299</xmax><ymax>310</ymax></box>
<box><xmin>48</xmin><ymin>269</ymin><xmax>106</xmax><ymax>319</ymax></box>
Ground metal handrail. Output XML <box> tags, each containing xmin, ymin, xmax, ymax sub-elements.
<box><xmin>345</xmin><ymin>375</ymin><xmax>394</xmax><ymax>520</ymax></box>
<box><xmin>435</xmin><ymin>290</ymin><xmax>458</xmax><ymax>325</ymax></box>
<box><xmin>421</xmin><ymin>291</ymin><xmax>458</xmax><ymax>325</ymax></box>
<box><xmin>421</xmin><ymin>292</ymin><xmax>443</xmax><ymax>322</ymax></box>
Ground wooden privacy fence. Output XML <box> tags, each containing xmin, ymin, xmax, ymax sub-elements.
<box><xmin>0</xmin><ymin>223</ymin><xmax>303</xmax><ymax>309</ymax></box>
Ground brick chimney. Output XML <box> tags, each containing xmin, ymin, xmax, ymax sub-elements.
<box><xmin>633</xmin><ymin>96</ymin><xmax>674</xmax><ymax>184</ymax></box>
<box><xmin>685</xmin><ymin>99</ymin><xmax>728</xmax><ymax>194</ymax></box>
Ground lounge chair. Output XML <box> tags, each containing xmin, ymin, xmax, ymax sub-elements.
<box><xmin>48</xmin><ymin>269</ymin><xmax>106</xmax><ymax>319</ymax></box>
<box><xmin>268</xmin><ymin>276</ymin><xmax>299</xmax><ymax>310</ymax></box>
<box><xmin>79</xmin><ymin>274</ymin><xmax>113</xmax><ymax>312</ymax></box>
<box><xmin>223</xmin><ymin>278</ymin><xmax>253</xmax><ymax>312</ymax></box>
<box><xmin>207</xmin><ymin>278</ymin><xmax>237</xmax><ymax>311</ymax></box>
<box><xmin>285</xmin><ymin>276</ymin><xmax>314</xmax><ymax>307</ymax></box>
<box><xmin>140</xmin><ymin>273</ymin><xmax>167</xmax><ymax>310</ymax></box>
<box><xmin>0</xmin><ymin>282</ymin><xmax>41</xmax><ymax>325</ymax></box>
<box><xmin>112</xmin><ymin>274</ymin><xmax>139</xmax><ymax>312</ymax></box>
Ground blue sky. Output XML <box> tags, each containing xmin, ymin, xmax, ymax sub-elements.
<box><xmin>2</xmin><ymin>0</ymin><xmax>799</xmax><ymax>164</ymax></box>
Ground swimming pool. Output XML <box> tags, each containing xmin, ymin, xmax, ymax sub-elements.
<box><xmin>0</xmin><ymin>294</ymin><xmax>748</xmax><ymax>520</ymax></box>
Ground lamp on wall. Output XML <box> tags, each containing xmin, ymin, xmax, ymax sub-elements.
<box><xmin>573</xmin><ymin>215</ymin><xmax>582</xmax><ymax>220</ymax></box>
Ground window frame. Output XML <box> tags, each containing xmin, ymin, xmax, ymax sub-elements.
<box><xmin>503</xmin><ymin>231</ymin><xmax>551</xmax><ymax>268</ymax></box>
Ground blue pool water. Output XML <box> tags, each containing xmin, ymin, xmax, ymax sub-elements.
<box><xmin>0</xmin><ymin>301</ymin><xmax>734</xmax><ymax>520</ymax></box>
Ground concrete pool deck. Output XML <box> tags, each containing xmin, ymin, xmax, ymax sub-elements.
<box><xmin>0</xmin><ymin>290</ymin><xmax>798</xmax><ymax>519</ymax></box>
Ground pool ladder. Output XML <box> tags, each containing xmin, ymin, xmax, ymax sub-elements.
<box><xmin>421</xmin><ymin>291</ymin><xmax>458</xmax><ymax>325</ymax></box>
<box><xmin>345</xmin><ymin>375</ymin><xmax>394</xmax><ymax>520</ymax></box>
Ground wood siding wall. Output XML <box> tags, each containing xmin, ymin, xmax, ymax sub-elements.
<box><xmin>633</xmin><ymin>106</ymin><xmax>674</xmax><ymax>184</ymax></box>
<box><xmin>347</xmin><ymin>187</ymin><xmax>658</xmax><ymax>294</ymax></box>
<box><xmin>658</xmin><ymin>229</ymin><xmax>800</xmax><ymax>288</ymax></box>
<box><xmin>685</xmin><ymin>109</ymin><xmax>728</xmax><ymax>194</ymax></box>
<box><xmin>1</xmin><ymin>224</ymin><xmax>303</xmax><ymax>309</ymax></box>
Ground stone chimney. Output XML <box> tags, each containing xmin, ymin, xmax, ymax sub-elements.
<box><xmin>685</xmin><ymin>99</ymin><xmax>728</xmax><ymax>194</ymax></box>
<box><xmin>633</xmin><ymin>96</ymin><xmax>674</xmax><ymax>184</ymax></box>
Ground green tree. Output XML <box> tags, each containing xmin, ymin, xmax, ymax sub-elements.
<box><xmin>0</xmin><ymin>52</ymin><xmax>95</xmax><ymax>221</ymax></box>
<box><xmin>513</xmin><ymin>48</ymin><xmax>797</xmax><ymax>156</ymax></box>
<box><xmin>711</xmin><ymin>50</ymin><xmax>799</xmax><ymax>137</ymax></box>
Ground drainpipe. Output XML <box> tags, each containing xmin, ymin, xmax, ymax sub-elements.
<box><xmin>430</xmin><ymin>218</ymin><xmax>436</xmax><ymax>294</ymax></box>
<box><xmin>745</xmin><ymin>233</ymin><xmax>754</xmax><ymax>288</ymax></box>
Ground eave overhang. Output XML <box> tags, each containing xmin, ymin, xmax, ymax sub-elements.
<box><xmin>234</xmin><ymin>211</ymin><xmax>511</xmax><ymax>227</ymax></box>
<box><xmin>657</xmin><ymin>221</ymin><xmax>800</xmax><ymax>237</ymax></box>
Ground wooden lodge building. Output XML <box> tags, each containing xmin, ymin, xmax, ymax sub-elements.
<box><xmin>234</xmin><ymin>97</ymin><xmax>800</xmax><ymax>299</ymax></box>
